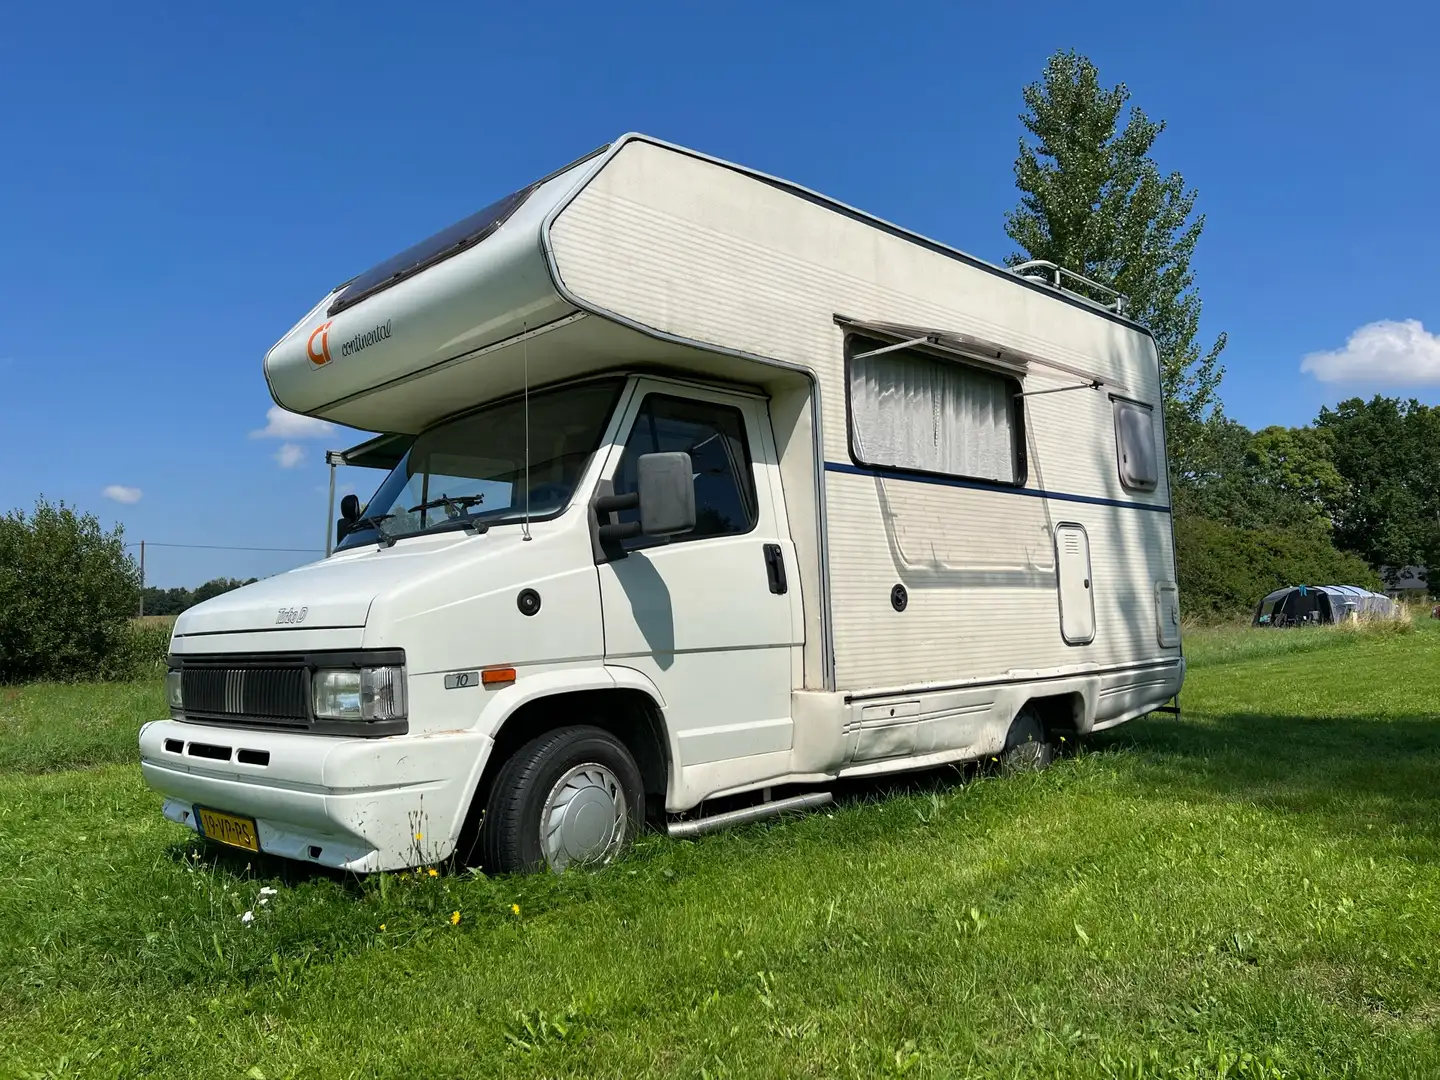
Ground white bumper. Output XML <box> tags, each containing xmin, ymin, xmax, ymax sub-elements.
<box><xmin>139</xmin><ymin>719</ymin><xmax>493</xmax><ymax>872</ymax></box>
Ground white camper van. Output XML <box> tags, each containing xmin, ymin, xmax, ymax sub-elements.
<box><xmin>139</xmin><ymin>134</ymin><xmax>1184</xmax><ymax>874</ymax></box>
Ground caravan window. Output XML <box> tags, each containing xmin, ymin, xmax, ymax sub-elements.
<box><xmin>847</xmin><ymin>339</ymin><xmax>1024</xmax><ymax>485</ymax></box>
<box><xmin>1112</xmin><ymin>398</ymin><xmax>1158</xmax><ymax>491</ymax></box>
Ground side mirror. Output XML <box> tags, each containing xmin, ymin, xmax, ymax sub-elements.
<box><xmin>337</xmin><ymin>493</ymin><xmax>362</xmax><ymax>544</ymax></box>
<box><xmin>636</xmin><ymin>452</ymin><xmax>696</xmax><ymax>537</ymax></box>
<box><xmin>591</xmin><ymin>451</ymin><xmax>696</xmax><ymax>561</ymax></box>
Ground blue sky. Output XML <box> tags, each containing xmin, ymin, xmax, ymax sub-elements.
<box><xmin>3</xmin><ymin>2</ymin><xmax>1437</xmax><ymax>586</ymax></box>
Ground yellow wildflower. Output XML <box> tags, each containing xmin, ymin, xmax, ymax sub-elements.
<box><xmin>428</xmin><ymin>868</ymin><xmax>438</xmax><ymax>878</ymax></box>
<box><xmin>511</xmin><ymin>903</ymin><xmax>521</xmax><ymax>916</ymax></box>
<box><xmin>450</xmin><ymin>910</ymin><xmax>461</xmax><ymax>926</ymax></box>
<box><xmin>414</xmin><ymin>832</ymin><xmax>423</xmax><ymax>841</ymax></box>
<box><xmin>379</xmin><ymin>924</ymin><xmax>386</xmax><ymax>931</ymax></box>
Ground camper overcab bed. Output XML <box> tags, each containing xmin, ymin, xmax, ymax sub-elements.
<box><xmin>139</xmin><ymin>134</ymin><xmax>1185</xmax><ymax>874</ymax></box>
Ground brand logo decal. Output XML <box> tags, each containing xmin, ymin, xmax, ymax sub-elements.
<box><xmin>306</xmin><ymin>322</ymin><xmax>333</xmax><ymax>367</ymax></box>
<box><xmin>340</xmin><ymin>319</ymin><xmax>392</xmax><ymax>359</ymax></box>
<box><xmin>275</xmin><ymin>606</ymin><xmax>309</xmax><ymax>625</ymax></box>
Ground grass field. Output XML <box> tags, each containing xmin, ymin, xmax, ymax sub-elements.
<box><xmin>2</xmin><ymin>625</ymin><xmax>1438</xmax><ymax>1078</ymax></box>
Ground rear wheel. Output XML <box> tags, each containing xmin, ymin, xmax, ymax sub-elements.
<box><xmin>473</xmin><ymin>725</ymin><xmax>645</xmax><ymax>875</ymax></box>
<box><xmin>999</xmin><ymin>706</ymin><xmax>1055</xmax><ymax>772</ymax></box>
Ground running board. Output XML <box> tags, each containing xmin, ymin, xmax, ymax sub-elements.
<box><xmin>666</xmin><ymin>792</ymin><xmax>834</xmax><ymax>838</ymax></box>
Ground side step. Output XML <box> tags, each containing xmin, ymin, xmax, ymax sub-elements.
<box><xmin>666</xmin><ymin>792</ymin><xmax>834</xmax><ymax>839</ymax></box>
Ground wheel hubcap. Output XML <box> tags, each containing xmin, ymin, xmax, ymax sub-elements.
<box><xmin>540</xmin><ymin>763</ymin><xmax>627</xmax><ymax>872</ymax></box>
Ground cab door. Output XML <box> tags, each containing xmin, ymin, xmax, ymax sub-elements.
<box><xmin>596</xmin><ymin>381</ymin><xmax>799</xmax><ymax>799</ymax></box>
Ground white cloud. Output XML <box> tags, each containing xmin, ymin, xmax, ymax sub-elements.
<box><xmin>275</xmin><ymin>443</ymin><xmax>307</xmax><ymax>469</ymax></box>
<box><xmin>251</xmin><ymin>405</ymin><xmax>335</xmax><ymax>440</ymax></box>
<box><xmin>103</xmin><ymin>485</ymin><xmax>143</xmax><ymax>504</ymax></box>
<box><xmin>1301</xmin><ymin>319</ymin><xmax>1440</xmax><ymax>385</ymax></box>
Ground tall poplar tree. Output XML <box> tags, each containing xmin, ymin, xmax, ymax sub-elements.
<box><xmin>1004</xmin><ymin>51</ymin><xmax>1226</xmax><ymax>486</ymax></box>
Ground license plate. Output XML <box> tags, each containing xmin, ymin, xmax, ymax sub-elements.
<box><xmin>195</xmin><ymin>806</ymin><xmax>260</xmax><ymax>852</ymax></box>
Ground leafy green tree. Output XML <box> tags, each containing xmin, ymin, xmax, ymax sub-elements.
<box><xmin>191</xmin><ymin>577</ymin><xmax>257</xmax><ymax>606</ymax></box>
<box><xmin>0</xmin><ymin>498</ymin><xmax>140</xmax><ymax>681</ymax></box>
<box><xmin>1172</xmin><ymin>419</ymin><xmax>1330</xmax><ymax>539</ymax></box>
<box><xmin>1315</xmin><ymin>396</ymin><xmax>1440</xmax><ymax>577</ymax></box>
<box><xmin>1245</xmin><ymin>426</ymin><xmax>1345</xmax><ymax>517</ymax></box>
<box><xmin>140</xmin><ymin>577</ymin><xmax>258</xmax><ymax>616</ymax></box>
<box><xmin>1004</xmin><ymin>50</ymin><xmax>1226</xmax><ymax>484</ymax></box>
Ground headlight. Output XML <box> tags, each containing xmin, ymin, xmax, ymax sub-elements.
<box><xmin>311</xmin><ymin>665</ymin><xmax>407</xmax><ymax>723</ymax></box>
<box><xmin>166</xmin><ymin>669</ymin><xmax>183</xmax><ymax>711</ymax></box>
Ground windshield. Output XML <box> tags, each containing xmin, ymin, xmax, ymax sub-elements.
<box><xmin>337</xmin><ymin>379</ymin><xmax>624</xmax><ymax>550</ymax></box>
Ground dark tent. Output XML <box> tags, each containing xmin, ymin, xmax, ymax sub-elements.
<box><xmin>1253</xmin><ymin>584</ymin><xmax>1397</xmax><ymax>627</ymax></box>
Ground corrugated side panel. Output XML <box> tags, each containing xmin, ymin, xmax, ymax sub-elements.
<box><xmin>548</xmin><ymin>139</ymin><xmax>1178</xmax><ymax>690</ymax></box>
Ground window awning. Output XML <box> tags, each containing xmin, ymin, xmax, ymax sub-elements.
<box><xmin>834</xmin><ymin>314</ymin><xmax>1123</xmax><ymax>393</ymax></box>
<box><xmin>330</xmin><ymin>432</ymin><xmax>413</xmax><ymax>471</ymax></box>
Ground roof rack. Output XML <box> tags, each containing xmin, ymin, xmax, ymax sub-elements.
<box><xmin>1011</xmin><ymin>260</ymin><xmax>1128</xmax><ymax>316</ymax></box>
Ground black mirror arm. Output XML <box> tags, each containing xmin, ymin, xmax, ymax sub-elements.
<box><xmin>597</xmin><ymin>520</ymin><xmax>642</xmax><ymax>543</ymax></box>
<box><xmin>593</xmin><ymin>490</ymin><xmax>642</xmax><ymax>543</ymax></box>
<box><xmin>593</xmin><ymin>492</ymin><xmax>639</xmax><ymax>515</ymax></box>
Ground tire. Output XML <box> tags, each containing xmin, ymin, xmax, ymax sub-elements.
<box><xmin>474</xmin><ymin>725</ymin><xmax>645</xmax><ymax>875</ymax></box>
<box><xmin>999</xmin><ymin>706</ymin><xmax>1055</xmax><ymax>773</ymax></box>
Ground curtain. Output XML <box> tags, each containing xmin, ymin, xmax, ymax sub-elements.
<box><xmin>851</xmin><ymin>350</ymin><xmax>1017</xmax><ymax>483</ymax></box>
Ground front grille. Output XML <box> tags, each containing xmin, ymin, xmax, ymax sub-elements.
<box><xmin>170</xmin><ymin>648</ymin><xmax>407</xmax><ymax>738</ymax></box>
<box><xmin>181</xmin><ymin>666</ymin><xmax>308</xmax><ymax>724</ymax></box>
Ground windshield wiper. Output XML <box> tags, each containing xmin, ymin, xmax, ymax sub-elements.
<box><xmin>347</xmin><ymin>513</ymin><xmax>393</xmax><ymax>537</ymax></box>
<box><xmin>408</xmin><ymin>494</ymin><xmax>484</xmax><ymax>518</ymax></box>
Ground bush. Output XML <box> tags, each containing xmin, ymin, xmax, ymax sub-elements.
<box><xmin>1175</xmin><ymin>514</ymin><xmax>1382</xmax><ymax>622</ymax></box>
<box><xmin>0</xmin><ymin>498</ymin><xmax>140</xmax><ymax>682</ymax></box>
<box><xmin>100</xmin><ymin>620</ymin><xmax>174</xmax><ymax>681</ymax></box>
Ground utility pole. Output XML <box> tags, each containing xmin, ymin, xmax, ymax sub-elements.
<box><xmin>138</xmin><ymin>540</ymin><xmax>146</xmax><ymax>617</ymax></box>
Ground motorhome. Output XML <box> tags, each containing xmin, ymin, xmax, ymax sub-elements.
<box><xmin>139</xmin><ymin>134</ymin><xmax>1184</xmax><ymax>874</ymax></box>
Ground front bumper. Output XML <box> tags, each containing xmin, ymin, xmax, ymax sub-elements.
<box><xmin>139</xmin><ymin>718</ymin><xmax>493</xmax><ymax>872</ymax></box>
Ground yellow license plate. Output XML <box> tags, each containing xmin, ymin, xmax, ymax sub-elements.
<box><xmin>195</xmin><ymin>806</ymin><xmax>260</xmax><ymax>852</ymax></box>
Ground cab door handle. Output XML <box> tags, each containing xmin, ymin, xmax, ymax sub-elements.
<box><xmin>763</xmin><ymin>543</ymin><xmax>788</xmax><ymax>595</ymax></box>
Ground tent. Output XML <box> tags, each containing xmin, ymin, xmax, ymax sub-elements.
<box><xmin>1253</xmin><ymin>584</ymin><xmax>1398</xmax><ymax>627</ymax></box>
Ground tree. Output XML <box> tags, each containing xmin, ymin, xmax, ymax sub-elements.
<box><xmin>1004</xmin><ymin>50</ymin><xmax>1227</xmax><ymax>484</ymax></box>
<box><xmin>140</xmin><ymin>577</ymin><xmax>258</xmax><ymax>616</ymax></box>
<box><xmin>1171</xmin><ymin>419</ymin><xmax>1331</xmax><ymax>539</ymax></box>
<box><xmin>1245</xmin><ymin>426</ymin><xmax>1345</xmax><ymax>518</ymax></box>
<box><xmin>1315</xmin><ymin>396</ymin><xmax>1440</xmax><ymax>578</ymax></box>
<box><xmin>0</xmin><ymin>498</ymin><xmax>140</xmax><ymax>681</ymax></box>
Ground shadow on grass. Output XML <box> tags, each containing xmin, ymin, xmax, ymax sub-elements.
<box><xmin>1091</xmin><ymin>708</ymin><xmax>1440</xmax><ymax>858</ymax></box>
<box><xmin>162</xmin><ymin>836</ymin><xmax>369</xmax><ymax>892</ymax></box>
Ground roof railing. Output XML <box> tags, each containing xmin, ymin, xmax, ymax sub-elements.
<box><xmin>1011</xmin><ymin>259</ymin><xmax>1128</xmax><ymax>316</ymax></box>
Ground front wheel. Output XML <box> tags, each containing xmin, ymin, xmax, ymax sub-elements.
<box><xmin>474</xmin><ymin>725</ymin><xmax>645</xmax><ymax>874</ymax></box>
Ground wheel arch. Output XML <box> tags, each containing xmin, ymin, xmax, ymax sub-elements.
<box><xmin>453</xmin><ymin>677</ymin><xmax>671</xmax><ymax>863</ymax></box>
<box><xmin>1018</xmin><ymin>691</ymin><xmax>1085</xmax><ymax>746</ymax></box>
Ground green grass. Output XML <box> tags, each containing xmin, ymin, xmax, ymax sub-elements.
<box><xmin>0</xmin><ymin>680</ymin><xmax>162</xmax><ymax>772</ymax></box>
<box><xmin>2</xmin><ymin>627</ymin><xmax>1439</xmax><ymax>1078</ymax></box>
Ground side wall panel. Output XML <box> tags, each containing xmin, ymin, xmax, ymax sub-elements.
<box><xmin>548</xmin><ymin>140</ymin><xmax>1179</xmax><ymax>691</ymax></box>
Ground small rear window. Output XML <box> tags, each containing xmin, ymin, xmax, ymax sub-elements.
<box><xmin>327</xmin><ymin>185</ymin><xmax>536</xmax><ymax>316</ymax></box>
<box><xmin>1113</xmin><ymin>398</ymin><xmax>1158</xmax><ymax>491</ymax></box>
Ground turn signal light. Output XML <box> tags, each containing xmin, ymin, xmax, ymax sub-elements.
<box><xmin>481</xmin><ymin>667</ymin><xmax>516</xmax><ymax>687</ymax></box>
